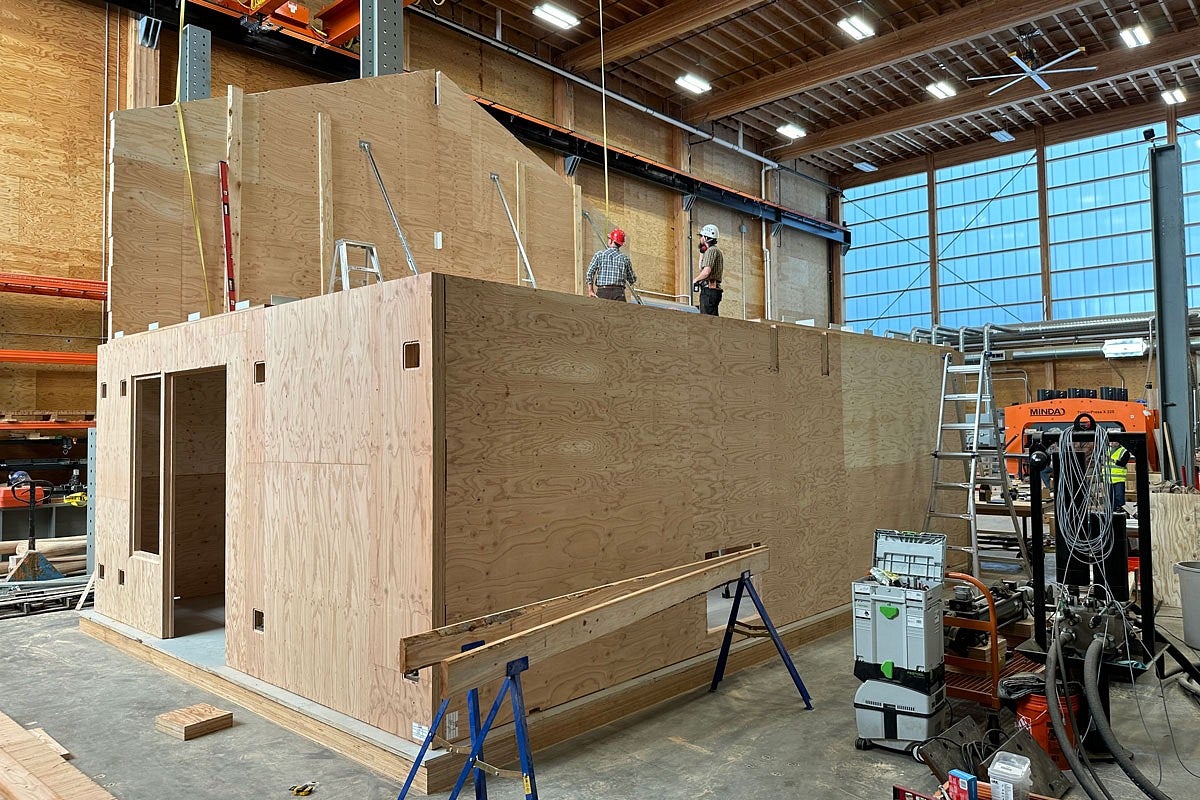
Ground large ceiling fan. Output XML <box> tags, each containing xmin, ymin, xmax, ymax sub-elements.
<box><xmin>967</xmin><ymin>43</ymin><xmax>1098</xmax><ymax>96</ymax></box>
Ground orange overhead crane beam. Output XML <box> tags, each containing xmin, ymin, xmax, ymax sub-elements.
<box><xmin>0</xmin><ymin>420</ymin><xmax>96</xmax><ymax>431</ymax></box>
<box><xmin>189</xmin><ymin>0</ymin><xmax>420</xmax><ymax>54</ymax></box>
<box><xmin>0</xmin><ymin>273</ymin><xmax>107</xmax><ymax>302</ymax></box>
<box><xmin>0</xmin><ymin>350</ymin><xmax>98</xmax><ymax>366</ymax></box>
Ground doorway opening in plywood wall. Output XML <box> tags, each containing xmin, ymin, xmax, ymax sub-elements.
<box><xmin>168</xmin><ymin>368</ymin><xmax>228</xmax><ymax>637</ymax></box>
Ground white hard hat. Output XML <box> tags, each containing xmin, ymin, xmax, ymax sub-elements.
<box><xmin>700</xmin><ymin>224</ymin><xmax>719</xmax><ymax>240</ymax></box>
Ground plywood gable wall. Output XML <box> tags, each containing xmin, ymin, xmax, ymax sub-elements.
<box><xmin>108</xmin><ymin>71</ymin><xmax>578</xmax><ymax>336</ymax></box>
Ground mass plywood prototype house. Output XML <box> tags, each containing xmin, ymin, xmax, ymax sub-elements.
<box><xmin>86</xmin><ymin>71</ymin><xmax>953</xmax><ymax>792</ymax></box>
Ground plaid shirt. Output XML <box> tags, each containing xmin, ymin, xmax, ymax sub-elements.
<box><xmin>586</xmin><ymin>246</ymin><xmax>636</xmax><ymax>287</ymax></box>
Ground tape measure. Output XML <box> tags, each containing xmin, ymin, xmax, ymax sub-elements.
<box><xmin>289</xmin><ymin>782</ymin><xmax>317</xmax><ymax>796</ymax></box>
<box><xmin>62</xmin><ymin>492</ymin><xmax>88</xmax><ymax>508</ymax></box>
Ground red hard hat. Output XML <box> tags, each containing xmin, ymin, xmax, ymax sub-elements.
<box><xmin>609</xmin><ymin>228</ymin><xmax>626</xmax><ymax>246</ymax></box>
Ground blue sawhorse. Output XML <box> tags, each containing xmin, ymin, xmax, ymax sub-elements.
<box><xmin>397</xmin><ymin>652</ymin><xmax>538</xmax><ymax>800</ymax></box>
<box><xmin>398</xmin><ymin>570</ymin><xmax>809</xmax><ymax>800</ymax></box>
<box><xmin>710</xmin><ymin>569</ymin><xmax>813</xmax><ymax>709</ymax></box>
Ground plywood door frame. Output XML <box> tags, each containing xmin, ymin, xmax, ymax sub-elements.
<box><xmin>162</xmin><ymin>376</ymin><xmax>176</xmax><ymax>639</ymax></box>
<box><xmin>163</xmin><ymin>365</ymin><xmax>228</xmax><ymax>638</ymax></box>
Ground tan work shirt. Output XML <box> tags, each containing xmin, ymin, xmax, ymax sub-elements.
<box><xmin>701</xmin><ymin>245</ymin><xmax>724</xmax><ymax>286</ymax></box>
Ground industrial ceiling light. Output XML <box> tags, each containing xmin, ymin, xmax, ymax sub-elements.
<box><xmin>853</xmin><ymin>162</ymin><xmax>878</xmax><ymax>172</ymax></box>
<box><xmin>675</xmin><ymin>73</ymin><xmax>712</xmax><ymax>94</ymax></box>
<box><xmin>1119</xmin><ymin>24</ymin><xmax>1151</xmax><ymax>48</ymax></box>
<box><xmin>777</xmin><ymin>123</ymin><xmax>806</xmax><ymax>139</ymax></box>
<box><xmin>532</xmin><ymin>3</ymin><xmax>579</xmax><ymax>30</ymax></box>
<box><xmin>926</xmin><ymin>81</ymin><xmax>957</xmax><ymax>99</ymax></box>
<box><xmin>990</xmin><ymin>130</ymin><xmax>1016</xmax><ymax>143</ymax></box>
<box><xmin>837</xmin><ymin>15</ymin><xmax>875</xmax><ymax>40</ymax></box>
<box><xmin>1162</xmin><ymin>88</ymin><xmax>1187</xmax><ymax>105</ymax></box>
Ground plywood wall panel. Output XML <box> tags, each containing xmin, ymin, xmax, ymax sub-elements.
<box><xmin>1149</xmin><ymin>493</ymin><xmax>1200</xmax><ymax>606</ymax></box>
<box><xmin>109</xmin><ymin>72</ymin><xmax>577</xmax><ymax>335</ymax></box>
<box><xmin>0</xmin><ymin>0</ymin><xmax>106</xmax><ymax>281</ymax></box>
<box><xmin>224</xmin><ymin>314</ymin><xmax>267</xmax><ymax>679</ymax></box>
<box><xmin>437</xmin><ymin>276</ymin><xmax>942</xmax><ymax>717</ymax></box>
<box><xmin>365</xmin><ymin>275</ymin><xmax>440</xmax><ymax>735</ymax></box>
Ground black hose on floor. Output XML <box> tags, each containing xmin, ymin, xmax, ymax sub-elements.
<box><xmin>1082</xmin><ymin>638</ymin><xmax>1176</xmax><ymax>800</ymax></box>
<box><xmin>1047</xmin><ymin>631</ymin><xmax>1109</xmax><ymax>800</ymax></box>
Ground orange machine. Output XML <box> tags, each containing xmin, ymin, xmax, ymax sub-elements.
<box><xmin>1003</xmin><ymin>398</ymin><xmax>1159</xmax><ymax>476</ymax></box>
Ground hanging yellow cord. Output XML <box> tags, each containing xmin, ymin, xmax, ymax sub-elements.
<box><xmin>598</xmin><ymin>0</ymin><xmax>611</xmax><ymax>218</ymax></box>
<box><xmin>174</xmin><ymin>0</ymin><xmax>214</xmax><ymax>316</ymax></box>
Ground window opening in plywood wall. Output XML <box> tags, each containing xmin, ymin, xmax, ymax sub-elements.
<box><xmin>131</xmin><ymin>375</ymin><xmax>163</xmax><ymax>556</ymax></box>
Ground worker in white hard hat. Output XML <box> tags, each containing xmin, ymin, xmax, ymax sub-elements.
<box><xmin>692</xmin><ymin>223</ymin><xmax>724</xmax><ymax>316</ymax></box>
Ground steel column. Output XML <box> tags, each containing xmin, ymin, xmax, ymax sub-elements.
<box><xmin>360</xmin><ymin>0</ymin><xmax>404</xmax><ymax>78</ymax></box>
<box><xmin>179</xmin><ymin>24</ymin><xmax>212</xmax><ymax>101</ymax></box>
<box><xmin>1150</xmin><ymin>144</ymin><xmax>1195</xmax><ymax>486</ymax></box>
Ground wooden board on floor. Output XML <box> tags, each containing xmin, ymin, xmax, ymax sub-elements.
<box><xmin>155</xmin><ymin>703</ymin><xmax>234</xmax><ymax>740</ymax></box>
<box><xmin>26</xmin><ymin>730</ymin><xmax>70</xmax><ymax>760</ymax></box>
<box><xmin>0</xmin><ymin>710</ymin><xmax>114</xmax><ymax>799</ymax></box>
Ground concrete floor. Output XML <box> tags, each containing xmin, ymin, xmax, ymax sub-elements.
<box><xmin>1</xmin><ymin>611</ymin><xmax>1199</xmax><ymax>800</ymax></box>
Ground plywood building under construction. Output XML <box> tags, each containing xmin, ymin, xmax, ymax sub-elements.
<box><xmin>88</xmin><ymin>272</ymin><xmax>949</xmax><ymax>786</ymax></box>
<box><xmin>86</xmin><ymin>69</ymin><xmax>951</xmax><ymax>791</ymax></box>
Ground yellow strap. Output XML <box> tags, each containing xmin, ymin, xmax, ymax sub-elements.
<box><xmin>173</xmin><ymin>0</ymin><xmax>214</xmax><ymax>316</ymax></box>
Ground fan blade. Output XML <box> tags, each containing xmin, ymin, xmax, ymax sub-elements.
<box><xmin>987</xmin><ymin>76</ymin><xmax>1027</xmax><ymax>97</ymax></box>
<box><xmin>967</xmin><ymin>73</ymin><xmax>1026</xmax><ymax>80</ymax></box>
<box><xmin>1031</xmin><ymin>73</ymin><xmax>1051</xmax><ymax>91</ymax></box>
<box><xmin>1036</xmin><ymin>46</ymin><xmax>1086</xmax><ymax>71</ymax></box>
<box><xmin>1040</xmin><ymin>67</ymin><xmax>1098</xmax><ymax>74</ymax></box>
<box><xmin>1007</xmin><ymin>52</ymin><xmax>1036</xmax><ymax>73</ymax></box>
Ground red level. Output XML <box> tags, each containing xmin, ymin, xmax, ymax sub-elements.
<box><xmin>219</xmin><ymin>160</ymin><xmax>238</xmax><ymax>312</ymax></box>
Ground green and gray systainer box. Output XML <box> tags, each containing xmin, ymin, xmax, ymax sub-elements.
<box><xmin>852</xmin><ymin>530</ymin><xmax>948</xmax><ymax>753</ymax></box>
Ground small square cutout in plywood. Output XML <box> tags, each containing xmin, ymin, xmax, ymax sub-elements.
<box><xmin>155</xmin><ymin>703</ymin><xmax>234</xmax><ymax>740</ymax></box>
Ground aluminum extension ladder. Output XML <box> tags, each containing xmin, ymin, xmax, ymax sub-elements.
<box><xmin>328</xmin><ymin>239</ymin><xmax>384</xmax><ymax>294</ymax></box>
<box><xmin>924</xmin><ymin>352</ymin><xmax>1028</xmax><ymax>577</ymax></box>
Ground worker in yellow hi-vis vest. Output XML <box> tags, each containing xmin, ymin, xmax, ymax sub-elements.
<box><xmin>1108</xmin><ymin>442</ymin><xmax>1131</xmax><ymax>510</ymax></box>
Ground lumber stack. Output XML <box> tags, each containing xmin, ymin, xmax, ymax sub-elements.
<box><xmin>0</xmin><ymin>711</ymin><xmax>114</xmax><ymax>799</ymax></box>
<box><xmin>2</xmin><ymin>536</ymin><xmax>87</xmax><ymax>580</ymax></box>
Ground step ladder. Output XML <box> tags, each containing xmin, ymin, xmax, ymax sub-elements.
<box><xmin>328</xmin><ymin>239</ymin><xmax>383</xmax><ymax>293</ymax></box>
<box><xmin>924</xmin><ymin>352</ymin><xmax>1028</xmax><ymax>577</ymax></box>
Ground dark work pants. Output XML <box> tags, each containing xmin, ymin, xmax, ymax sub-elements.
<box><xmin>597</xmin><ymin>285</ymin><xmax>627</xmax><ymax>302</ymax></box>
<box><xmin>699</xmin><ymin>286</ymin><xmax>723</xmax><ymax>316</ymax></box>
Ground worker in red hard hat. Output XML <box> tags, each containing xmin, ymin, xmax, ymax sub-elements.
<box><xmin>585</xmin><ymin>227</ymin><xmax>637</xmax><ymax>302</ymax></box>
